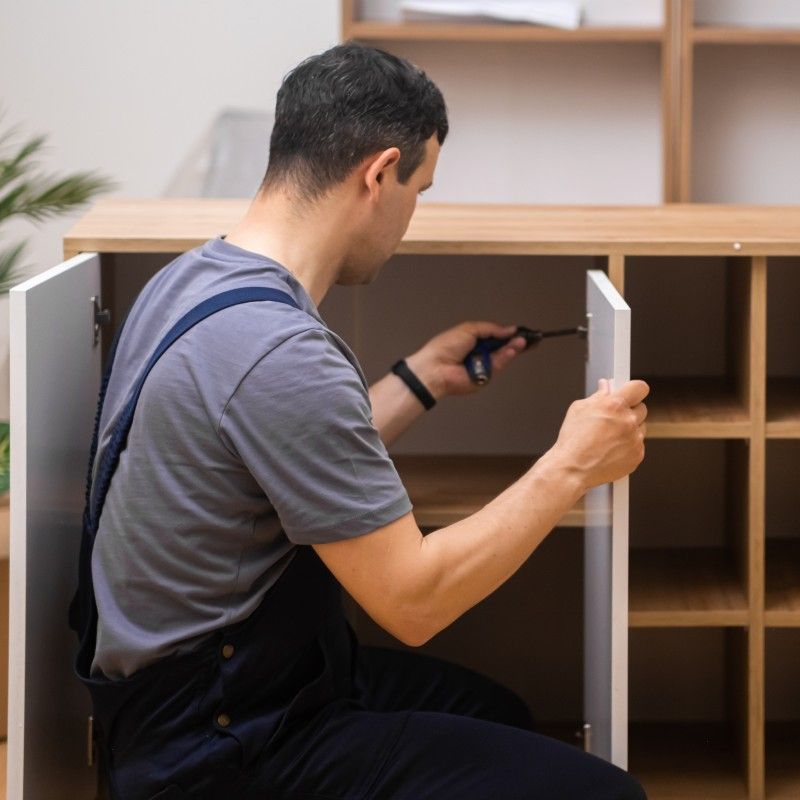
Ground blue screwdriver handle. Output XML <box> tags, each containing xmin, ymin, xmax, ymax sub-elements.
<box><xmin>463</xmin><ymin>325</ymin><xmax>585</xmax><ymax>385</ymax></box>
<box><xmin>463</xmin><ymin>327</ymin><xmax>538</xmax><ymax>386</ymax></box>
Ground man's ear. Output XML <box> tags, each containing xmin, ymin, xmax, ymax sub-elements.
<box><xmin>364</xmin><ymin>147</ymin><xmax>401</xmax><ymax>201</ymax></box>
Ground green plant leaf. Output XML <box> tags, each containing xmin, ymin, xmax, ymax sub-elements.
<box><xmin>0</xmin><ymin>171</ymin><xmax>117</xmax><ymax>223</ymax></box>
<box><xmin>0</xmin><ymin>111</ymin><xmax>117</xmax><ymax>294</ymax></box>
<box><xmin>0</xmin><ymin>240</ymin><xmax>27</xmax><ymax>293</ymax></box>
<box><xmin>0</xmin><ymin>421</ymin><xmax>9</xmax><ymax>496</ymax></box>
<box><xmin>0</xmin><ymin>133</ymin><xmax>47</xmax><ymax>192</ymax></box>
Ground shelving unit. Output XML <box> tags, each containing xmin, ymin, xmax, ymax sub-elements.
<box><xmin>343</xmin><ymin>0</ymin><xmax>800</xmax><ymax>203</ymax></box>
<box><xmin>57</xmin><ymin>199</ymin><xmax>800</xmax><ymax>799</ymax></box>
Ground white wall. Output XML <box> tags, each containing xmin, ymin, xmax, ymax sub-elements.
<box><xmin>0</xmin><ymin>0</ymin><xmax>341</xmax><ymax>417</ymax></box>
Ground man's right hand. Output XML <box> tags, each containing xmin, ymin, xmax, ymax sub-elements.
<box><xmin>548</xmin><ymin>378</ymin><xmax>649</xmax><ymax>493</ymax></box>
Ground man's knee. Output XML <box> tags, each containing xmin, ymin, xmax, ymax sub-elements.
<box><xmin>601</xmin><ymin>767</ymin><xmax>648</xmax><ymax>800</ymax></box>
<box><xmin>619</xmin><ymin>772</ymin><xmax>648</xmax><ymax>800</ymax></box>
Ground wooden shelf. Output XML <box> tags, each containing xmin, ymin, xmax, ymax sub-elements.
<box><xmin>392</xmin><ymin>454</ymin><xmax>598</xmax><ymax>529</ymax></box>
<box><xmin>765</xmin><ymin>539</ymin><xmax>800</xmax><ymax>627</ymax></box>
<box><xmin>63</xmin><ymin>200</ymin><xmax>800</xmax><ymax>259</ymax></box>
<box><xmin>643</xmin><ymin>377</ymin><xmax>750</xmax><ymax>439</ymax></box>
<box><xmin>766</xmin><ymin>722</ymin><xmax>800</xmax><ymax>799</ymax></box>
<box><xmin>629</xmin><ymin>723</ymin><xmax>747</xmax><ymax>800</ymax></box>
<box><xmin>629</xmin><ymin>548</ymin><xmax>748</xmax><ymax>628</ymax></box>
<box><xmin>347</xmin><ymin>20</ymin><xmax>664</xmax><ymax>44</ymax></box>
<box><xmin>693</xmin><ymin>27</ymin><xmax>800</xmax><ymax>46</ymax></box>
<box><xmin>767</xmin><ymin>378</ymin><xmax>800</xmax><ymax>439</ymax></box>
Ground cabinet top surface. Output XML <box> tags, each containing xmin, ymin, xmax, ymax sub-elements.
<box><xmin>64</xmin><ymin>198</ymin><xmax>800</xmax><ymax>257</ymax></box>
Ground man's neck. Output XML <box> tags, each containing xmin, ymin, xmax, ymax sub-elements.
<box><xmin>223</xmin><ymin>187</ymin><xmax>353</xmax><ymax>307</ymax></box>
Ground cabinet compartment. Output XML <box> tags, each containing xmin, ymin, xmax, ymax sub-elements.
<box><xmin>765</xmin><ymin>629</ymin><xmax>800</xmax><ymax>799</ymax></box>
<box><xmin>765</xmin><ymin>440</ymin><xmax>800</xmax><ymax>626</ymax></box>
<box><xmin>626</xmin><ymin>257</ymin><xmax>758</xmax><ymax>439</ymax></box>
<box><xmin>628</xmin><ymin>628</ymin><xmax>750</xmax><ymax>800</ymax></box>
<box><xmin>629</xmin><ymin>440</ymin><xmax>749</xmax><ymax>627</ymax></box>
<box><xmin>766</xmin><ymin>258</ymin><xmax>800</xmax><ymax>439</ymax></box>
<box><xmin>351</xmin><ymin>253</ymin><xmax>592</xmax><ymax>456</ymax></box>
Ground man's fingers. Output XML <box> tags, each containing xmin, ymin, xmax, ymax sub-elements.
<box><xmin>462</xmin><ymin>320</ymin><xmax>517</xmax><ymax>340</ymax></box>
<box><xmin>490</xmin><ymin>338</ymin><xmax>526</xmax><ymax>373</ymax></box>
<box><xmin>632</xmin><ymin>402</ymin><xmax>648</xmax><ymax>426</ymax></box>
<box><xmin>613</xmin><ymin>379</ymin><xmax>650</xmax><ymax>407</ymax></box>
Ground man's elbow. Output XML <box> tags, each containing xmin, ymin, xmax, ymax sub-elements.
<box><xmin>392</xmin><ymin>619</ymin><xmax>436</xmax><ymax>648</ymax></box>
<box><xmin>384</xmin><ymin>592</ymin><xmax>441</xmax><ymax>648</ymax></box>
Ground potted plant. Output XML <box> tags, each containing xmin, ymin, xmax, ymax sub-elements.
<box><xmin>0</xmin><ymin>110</ymin><xmax>116</xmax><ymax>505</ymax></box>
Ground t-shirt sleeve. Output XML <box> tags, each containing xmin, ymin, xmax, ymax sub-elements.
<box><xmin>218</xmin><ymin>327</ymin><xmax>412</xmax><ymax>544</ymax></box>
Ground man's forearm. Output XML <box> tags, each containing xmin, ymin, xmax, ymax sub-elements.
<box><xmin>404</xmin><ymin>449</ymin><xmax>585</xmax><ymax>644</ymax></box>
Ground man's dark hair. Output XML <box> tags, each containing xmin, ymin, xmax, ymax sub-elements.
<box><xmin>261</xmin><ymin>42</ymin><xmax>448</xmax><ymax>199</ymax></box>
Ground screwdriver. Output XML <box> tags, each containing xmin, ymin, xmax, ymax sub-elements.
<box><xmin>464</xmin><ymin>325</ymin><xmax>588</xmax><ymax>385</ymax></box>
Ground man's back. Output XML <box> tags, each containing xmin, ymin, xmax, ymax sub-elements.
<box><xmin>91</xmin><ymin>235</ymin><xmax>410</xmax><ymax>679</ymax></box>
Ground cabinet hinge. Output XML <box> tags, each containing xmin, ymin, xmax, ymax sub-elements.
<box><xmin>91</xmin><ymin>296</ymin><xmax>111</xmax><ymax>347</ymax></box>
<box><xmin>87</xmin><ymin>714</ymin><xmax>96</xmax><ymax>767</ymax></box>
<box><xmin>575</xmin><ymin>721</ymin><xmax>592</xmax><ymax>754</ymax></box>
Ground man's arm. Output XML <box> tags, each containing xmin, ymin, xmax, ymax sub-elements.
<box><xmin>315</xmin><ymin>379</ymin><xmax>649</xmax><ymax>646</ymax></box>
<box><xmin>369</xmin><ymin>321</ymin><xmax>525</xmax><ymax>446</ymax></box>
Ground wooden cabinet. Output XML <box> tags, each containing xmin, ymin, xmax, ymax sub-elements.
<box><xmin>343</xmin><ymin>0</ymin><xmax>800</xmax><ymax>204</ymax></box>
<box><xmin>9</xmin><ymin>199</ymin><xmax>800</xmax><ymax>799</ymax></box>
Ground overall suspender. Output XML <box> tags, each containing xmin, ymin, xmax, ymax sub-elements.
<box><xmin>70</xmin><ymin>287</ymin><xmax>302</xmax><ymax>672</ymax></box>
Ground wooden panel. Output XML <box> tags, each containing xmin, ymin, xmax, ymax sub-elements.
<box><xmin>630</xmin><ymin>722</ymin><xmax>748</xmax><ymax>800</ymax></box>
<box><xmin>661</xmin><ymin>0</ymin><xmax>694</xmax><ymax>203</ymax></box>
<box><xmin>693</xmin><ymin>27</ymin><xmax>800</xmax><ymax>45</ymax></box>
<box><xmin>393</xmin><ymin>455</ymin><xmax>597</xmax><ymax>529</ymax></box>
<box><xmin>745</xmin><ymin>256</ymin><xmax>767</xmax><ymax>800</ymax></box>
<box><xmin>643</xmin><ymin>377</ymin><xmax>750</xmax><ymax>438</ymax></box>
<box><xmin>341</xmin><ymin>0</ymin><xmax>354</xmax><ymax>39</ymax></box>
<box><xmin>629</xmin><ymin>548</ymin><xmax>748</xmax><ymax>627</ymax></box>
<box><xmin>677</xmin><ymin>0</ymin><xmax>694</xmax><ymax>202</ymax></box>
<box><xmin>347</xmin><ymin>20</ymin><xmax>664</xmax><ymax>43</ymax></box>
<box><xmin>661</xmin><ymin>0</ymin><xmax>678</xmax><ymax>202</ymax></box>
<box><xmin>64</xmin><ymin>199</ymin><xmax>800</xmax><ymax>257</ymax></box>
<box><xmin>765</xmin><ymin>540</ymin><xmax>800</xmax><ymax>627</ymax></box>
<box><xmin>607</xmin><ymin>252</ymin><xmax>625</xmax><ymax>294</ymax></box>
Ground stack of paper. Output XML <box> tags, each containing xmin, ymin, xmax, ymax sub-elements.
<box><xmin>400</xmin><ymin>0</ymin><xmax>583</xmax><ymax>30</ymax></box>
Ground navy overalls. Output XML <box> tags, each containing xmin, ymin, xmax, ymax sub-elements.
<box><xmin>70</xmin><ymin>287</ymin><xmax>648</xmax><ymax>800</ymax></box>
<box><xmin>70</xmin><ymin>288</ymin><xmax>368</xmax><ymax>799</ymax></box>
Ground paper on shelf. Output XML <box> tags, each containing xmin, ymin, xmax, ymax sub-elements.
<box><xmin>400</xmin><ymin>0</ymin><xmax>583</xmax><ymax>30</ymax></box>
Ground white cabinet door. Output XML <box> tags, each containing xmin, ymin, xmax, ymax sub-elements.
<box><xmin>584</xmin><ymin>269</ymin><xmax>631</xmax><ymax>769</ymax></box>
<box><xmin>9</xmin><ymin>254</ymin><xmax>102</xmax><ymax>800</ymax></box>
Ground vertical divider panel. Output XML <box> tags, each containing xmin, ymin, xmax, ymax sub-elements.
<box><xmin>747</xmin><ymin>256</ymin><xmax>767</xmax><ymax>800</ymax></box>
<box><xmin>607</xmin><ymin>253</ymin><xmax>625</xmax><ymax>295</ymax></box>
<box><xmin>662</xmin><ymin>0</ymin><xmax>694</xmax><ymax>202</ymax></box>
<box><xmin>677</xmin><ymin>0</ymin><xmax>694</xmax><ymax>201</ymax></box>
<box><xmin>725</xmin><ymin>255</ymin><xmax>767</xmax><ymax>798</ymax></box>
<box><xmin>342</xmin><ymin>0</ymin><xmax>355</xmax><ymax>38</ymax></box>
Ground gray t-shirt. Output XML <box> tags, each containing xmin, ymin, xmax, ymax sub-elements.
<box><xmin>91</xmin><ymin>236</ymin><xmax>412</xmax><ymax>679</ymax></box>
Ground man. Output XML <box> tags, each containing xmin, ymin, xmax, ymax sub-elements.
<box><xmin>75</xmin><ymin>42</ymin><xmax>649</xmax><ymax>799</ymax></box>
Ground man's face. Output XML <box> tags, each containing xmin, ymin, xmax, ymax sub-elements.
<box><xmin>339</xmin><ymin>134</ymin><xmax>440</xmax><ymax>285</ymax></box>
